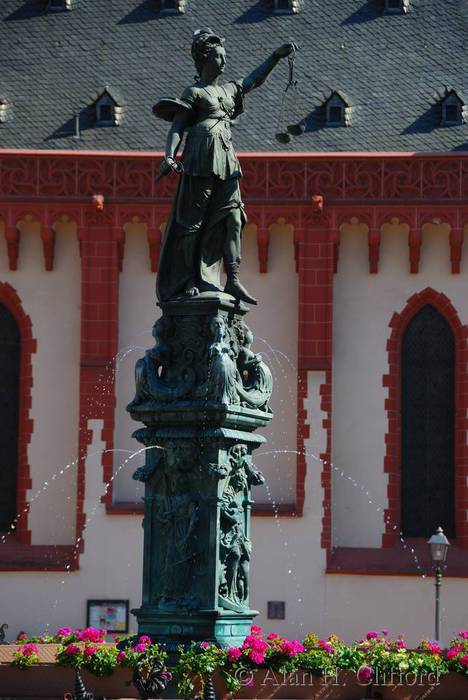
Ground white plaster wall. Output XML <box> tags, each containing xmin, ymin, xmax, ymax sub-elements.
<box><xmin>5</xmin><ymin>218</ymin><xmax>468</xmax><ymax>648</ymax></box>
<box><xmin>114</xmin><ymin>221</ymin><xmax>298</xmax><ymax>506</ymax></box>
<box><xmin>0</xmin><ymin>220</ymin><xmax>80</xmax><ymax>544</ymax></box>
<box><xmin>1</xmin><ymin>381</ymin><xmax>468</xmax><ymax>648</ymax></box>
<box><xmin>0</xmin><ymin>420</ymin><xmax>142</xmax><ymax>636</ymax></box>
<box><xmin>332</xmin><ymin>221</ymin><xmax>468</xmax><ymax>547</ymax></box>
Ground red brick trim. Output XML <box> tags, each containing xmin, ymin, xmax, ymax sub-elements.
<box><xmin>382</xmin><ymin>288</ymin><xmax>468</xmax><ymax>548</ymax></box>
<box><xmin>320</xmin><ymin>370</ymin><xmax>333</xmax><ymax>559</ymax></box>
<box><xmin>76</xmin><ymin>215</ymin><xmax>120</xmax><ymax>556</ymax></box>
<box><xmin>327</xmin><ymin>542</ymin><xmax>468</xmax><ymax>578</ymax></box>
<box><xmin>0</xmin><ymin>544</ymin><xmax>78</xmax><ymax>572</ymax></box>
<box><xmin>296</xmin><ymin>370</ymin><xmax>309</xmax><ymax>517</ymax></box>
<box><xmin>0</xmin><ymin>282</ymin><xmax>36</xmax><ymax>546</ymax></box>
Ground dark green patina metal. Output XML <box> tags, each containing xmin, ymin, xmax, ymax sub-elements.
<box><xmin>126</xmin><ymin>28</ymin><xmax>298</xmax><ymax>649</ymax></box>
<box><xmin>128</xmin><ymin>296</ymin><xmax>272</xmax><ymax>648</ymax></box>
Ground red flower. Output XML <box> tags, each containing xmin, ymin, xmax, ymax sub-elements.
<box><xmin>460</xmin><ymin>655</ymin><xmax>468</xmax><ymax>668</ymax></box>
<box><xmin>76</xmin><ymin>628</ymin><xmax>105</xmax><ymax>644</ymax></box>
<box><xmin>117</xmin><ymin>651</ymin><xmax>127</xmax><ymax>663</ymax></box>
<box><xmin>65</xmin><ymin>644</ymin><xmax>80</xmax><ymax>656</ymax></box>
<box><xmin>227</xmin><ymin>647</ymin><xmax>242</xmax><ymax>662</ymax></box>
<box><xmin>249</xmin><ymin>650</ymin><xmax>265</xmax><ymax>664</ymax></box>
<box><xmin>84</xmin><ymin>646</ymin><xmax>98</xmax><ymax>657</ymax></box>
<box><xmin>21</xmin><ymin>643</ymin><xmax>38</xmax><ymax>657</ymax></box>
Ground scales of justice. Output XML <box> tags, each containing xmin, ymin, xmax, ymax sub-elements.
<box><xmin>127</xmin><ymin>28</ymin><xmax>299</xmax><ymax>649</ymax></box>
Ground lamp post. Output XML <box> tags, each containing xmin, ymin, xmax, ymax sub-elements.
<box><xmin>428</xmin><ymin>526</ymin><xmax>450</xmax><ymax>643</ymax></box>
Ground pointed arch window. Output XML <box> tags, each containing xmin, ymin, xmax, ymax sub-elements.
<box><xmin>401</xmin><ymin>305</ymin><xmax>455</xmax><ymax>538</ymax></box>
<box><xmin>0</xmin><ymin>304</ymin><xmax>21</xmax><ymax>532</ymax></box>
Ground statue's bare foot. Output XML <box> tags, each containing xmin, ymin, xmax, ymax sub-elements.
<box><xmin>224</xmin><ymin>279</ymin><xmax>257</xmax><ymax>305</ymax></box>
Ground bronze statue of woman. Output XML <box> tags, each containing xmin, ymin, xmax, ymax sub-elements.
<box><xmin>153</xmin><ymin>29</ymin><xmax>297</xmax><ymax>306</ymax></box>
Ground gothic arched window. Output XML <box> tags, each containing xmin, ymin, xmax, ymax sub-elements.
<box><xmin>401</xmin><ymin>305</ymin><xmax>455</xmax><ymax>538</ymax></box>
<box><xmin>0</xmin><ymin>303</ymin><xmax>21</xmax><ymax>532</ymax></box>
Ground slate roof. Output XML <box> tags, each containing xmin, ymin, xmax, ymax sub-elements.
<box><xmin>0</xmin><ymin>0</ymin><xmax>467</xmax><ymax>152</ymax></box>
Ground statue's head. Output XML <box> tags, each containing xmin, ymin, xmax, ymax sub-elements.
<box><xmin>209</xmin><ymin>314</ymin><xmax>226</xmax><ymax>341</ymax></box>
<box><xmin>191</xmin><ymin>28</ymin><xmax>226</xmax><ymax>78</ymax></box>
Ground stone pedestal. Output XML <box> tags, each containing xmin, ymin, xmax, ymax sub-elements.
<box><xmin>127</xmin><ymin>295</ymin><xmax>272</xmax><ymax>648</ymax></box>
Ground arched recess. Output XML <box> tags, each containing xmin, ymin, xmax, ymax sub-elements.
<box><xmin>0</xmin><ymin>283</ymin><xmax>36</xmax><ymax>544</ymax></box>
<box><xmin>383</xmin><ymin>288</ymin><xmax>468</xmax><ymax>548</ymax></box>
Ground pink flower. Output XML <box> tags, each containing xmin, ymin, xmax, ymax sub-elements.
<box><xmin>318</xmin><ymin>640</ymin><xmax>334</xmax><ymax>654</ymax></box>
<box><xmin>460</xmin><ymin>655</ymin><xmax>468</xmax><ymax>668</ymax></box>
<box><xmin>382</xmin><ymin>629</ymin><xmax>389</xmax><ymax>636</ymax></box>
<box><xmin>245</xmin><ymin>677</ymin><xmax>254</xmax><ymax>688</ymax></box>
<box><xmin>366</xmin><ymin>631</ymin><xmax>378</xmax><ymax>640</ymax></box>
<box><xmin>38</xmin><ymin>636</ymin><xmax>44</xmax><ymax>644</ymax></box>
<box><xmin>242</xmin><ymin>635</ymin><xmax>269</xmax><ymax>654</ymax></box>
<box><xmin>132</xmin><ymin>643</ymin><xmax>147</xmax><ymax>653</ymax></box>
<box><xmin>459</xmin><ymin>631</ymin><xmax>468</xmax><ymax>639</ymax></box>
<box><xmin>227</xmin><ymin>647</ymin><xmax>242</xmax><ymax>662</ymax></box>
<box><xmin>57</xmin><ymin>627</ymin><xmax>73</xmax><ymax>638</ymax></box>
<box><xmin>445</xmin><ymin>649</ymin><xmax>458</xmax><ymax>660</ymax></box>
<box><xmin>357</xmin><ymin>666</ymin><xmax>373</xmax><ymax>684</ymax></box>
<box><xmin>267</xmin><ymin>632</ymin><xmax>279</xmax><ymax>640</ymax></box>
<box><xmin>280</xmin><ymin>639</ymin><xmax>305</xmax><ymax>657</ymax></box>
<box><xmin>139</xmin><ymin>635</ymin><xmax>151</xmax><ymax>645</ymax></box>
<box><xmin>395</xmin><ymin>640</ymin><xmax>407</xmax><ymax>650</ymax></box>
<box><xmin>65</xmin><ymin>644</ymin><xmax>80</xmax><ymax>656</ymax></box>
<box><xmin>200</xmin><ymin>641</ymin><xmax>210</xmax><ymax>649</ymax></box>
<box><xmin>84</xmin><ymin>646</ymin><xmax>98</xmax><ymax>657</ymax></box>
<box><xmin>22</xmin><ymin>643</ymin><xmax>38</xmax><ymax>657</ymax></box>
<box><xmin>251</xmin><ymin>625</ymin><xmax>263</xmax><ymax>636</ymax></box>
<box><xmin>117</xmin><ymin>651</ymin><xmax>127</xmax><ymax>663</ymax></box>
<box><xmin>76</xmin><ymin>628</ymin><xmax>105</xmax><ymax>644</ymax></box>
<box><xmin>427</xmin><ymin>642</ymin><xmax>443</xmax><ymax>654</ymax></box>
<box><xmin>249</xmin><ymin>650</ymin><xmax>265</xmax><ymax>664</ymax></box>
<box><xmin>17</xmin><ymin>633</ymin><xmax>28</xmax><ymax>641</ymax></box>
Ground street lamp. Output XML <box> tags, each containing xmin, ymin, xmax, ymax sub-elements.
<box><xmin>428</xmin><ymin>526</ymin><xmax>450</xmax><ymax>643</ymax></box>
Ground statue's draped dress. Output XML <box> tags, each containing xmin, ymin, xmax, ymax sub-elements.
<box><xmin>156</xmin><ymin>81</ymin><xmax>247</xmax><ymax>302</ymax></box>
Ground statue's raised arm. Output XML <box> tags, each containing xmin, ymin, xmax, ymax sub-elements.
<box><xmin>241</xmin><ymin>42</ymin><xmax>298</xmax><ymax>94</ymax></box>
<box><xmin>152</xmin><ymin>29</ymin><xmax>297</xmax><ymax>306</ymax></box>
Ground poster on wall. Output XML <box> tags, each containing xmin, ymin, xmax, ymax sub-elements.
<box><xmin>86</xmin><ymin>599</ymin><xmax>129</xmax><ymax>633</ymax></box>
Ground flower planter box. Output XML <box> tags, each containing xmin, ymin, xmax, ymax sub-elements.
<box><xmin>373</xmin><ymin>671</ymin><xmax>468</xmax><ymax>700</ymax></box>
<box><xmin>0</xmin><ymin>663</ymin><xmax>139</xmax><ymax>699</ymax></box>
<box><xmin>209</xmin><ymin>669</ymin><xmax>370</xmax><ymax>699</ymax></box>
<box><xmin>210</xmin><ymin>669</ymin><xmax>468</xmax><ymax>700</ymax></box>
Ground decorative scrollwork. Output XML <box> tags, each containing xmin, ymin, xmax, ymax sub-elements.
<box><xmin>130</xmin><ymin>307</ymin><xmax>273</xmax><ymax>413</ymax></box>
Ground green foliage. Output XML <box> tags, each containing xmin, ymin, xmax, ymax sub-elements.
<box><xmin>12</xmin><ymin>645</ymin><xmax>40</xmax><ymax>669</ymax></box>
<box><xmin>173</xmin><ymin>642</ymin><xmax>227</xmax><ymax>696</ymax></box>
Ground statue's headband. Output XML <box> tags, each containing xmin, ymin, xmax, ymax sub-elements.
<box><xmin>191</xmin><ymin>27</ymin><xmax>225</xmax><ymax>53</ymax></box>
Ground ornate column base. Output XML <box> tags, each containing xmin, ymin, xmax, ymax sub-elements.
<box><xmin>128</xmin><ymin>295</ymin><xmax>273</xmax><ymax>649</ymax></box>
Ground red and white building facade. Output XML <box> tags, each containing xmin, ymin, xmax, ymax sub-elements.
<box><xmin>1</xmin><ymin>148</ymin><xmax>468</xmax><ymax>642</ymax></box>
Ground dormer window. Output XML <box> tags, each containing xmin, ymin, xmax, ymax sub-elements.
<box><xmin>47</xmin><ymin>0</ymin><xmax>72</xmax><ymax>10</ymax></box>
<box><xmin>94</xmin><ymin>89</ymin><xmax>123</xmax><ymax>127</ymax></box>
<box><xmin>441</xmin><ymin>91</ymin><xmax>464</xmax><ymax>127</ymax></box>
<box><xmin>158</xmin><ymin>0</ymin><xmax>186</xmax><ymax>13</ymax></box>
<box><xmin>384</xmin><ymin>0</ymin><xmax>409</xmax><ymax>14</ymax></box>
<box><xmin>272</xmin><ymin>0</ymin><xmax>300</xmax><ymax>14</ymax></box>
<box><xmin>324</xmin><ymin>92</ymin><xmax>349</xmax><ymax>127</ymax></box>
